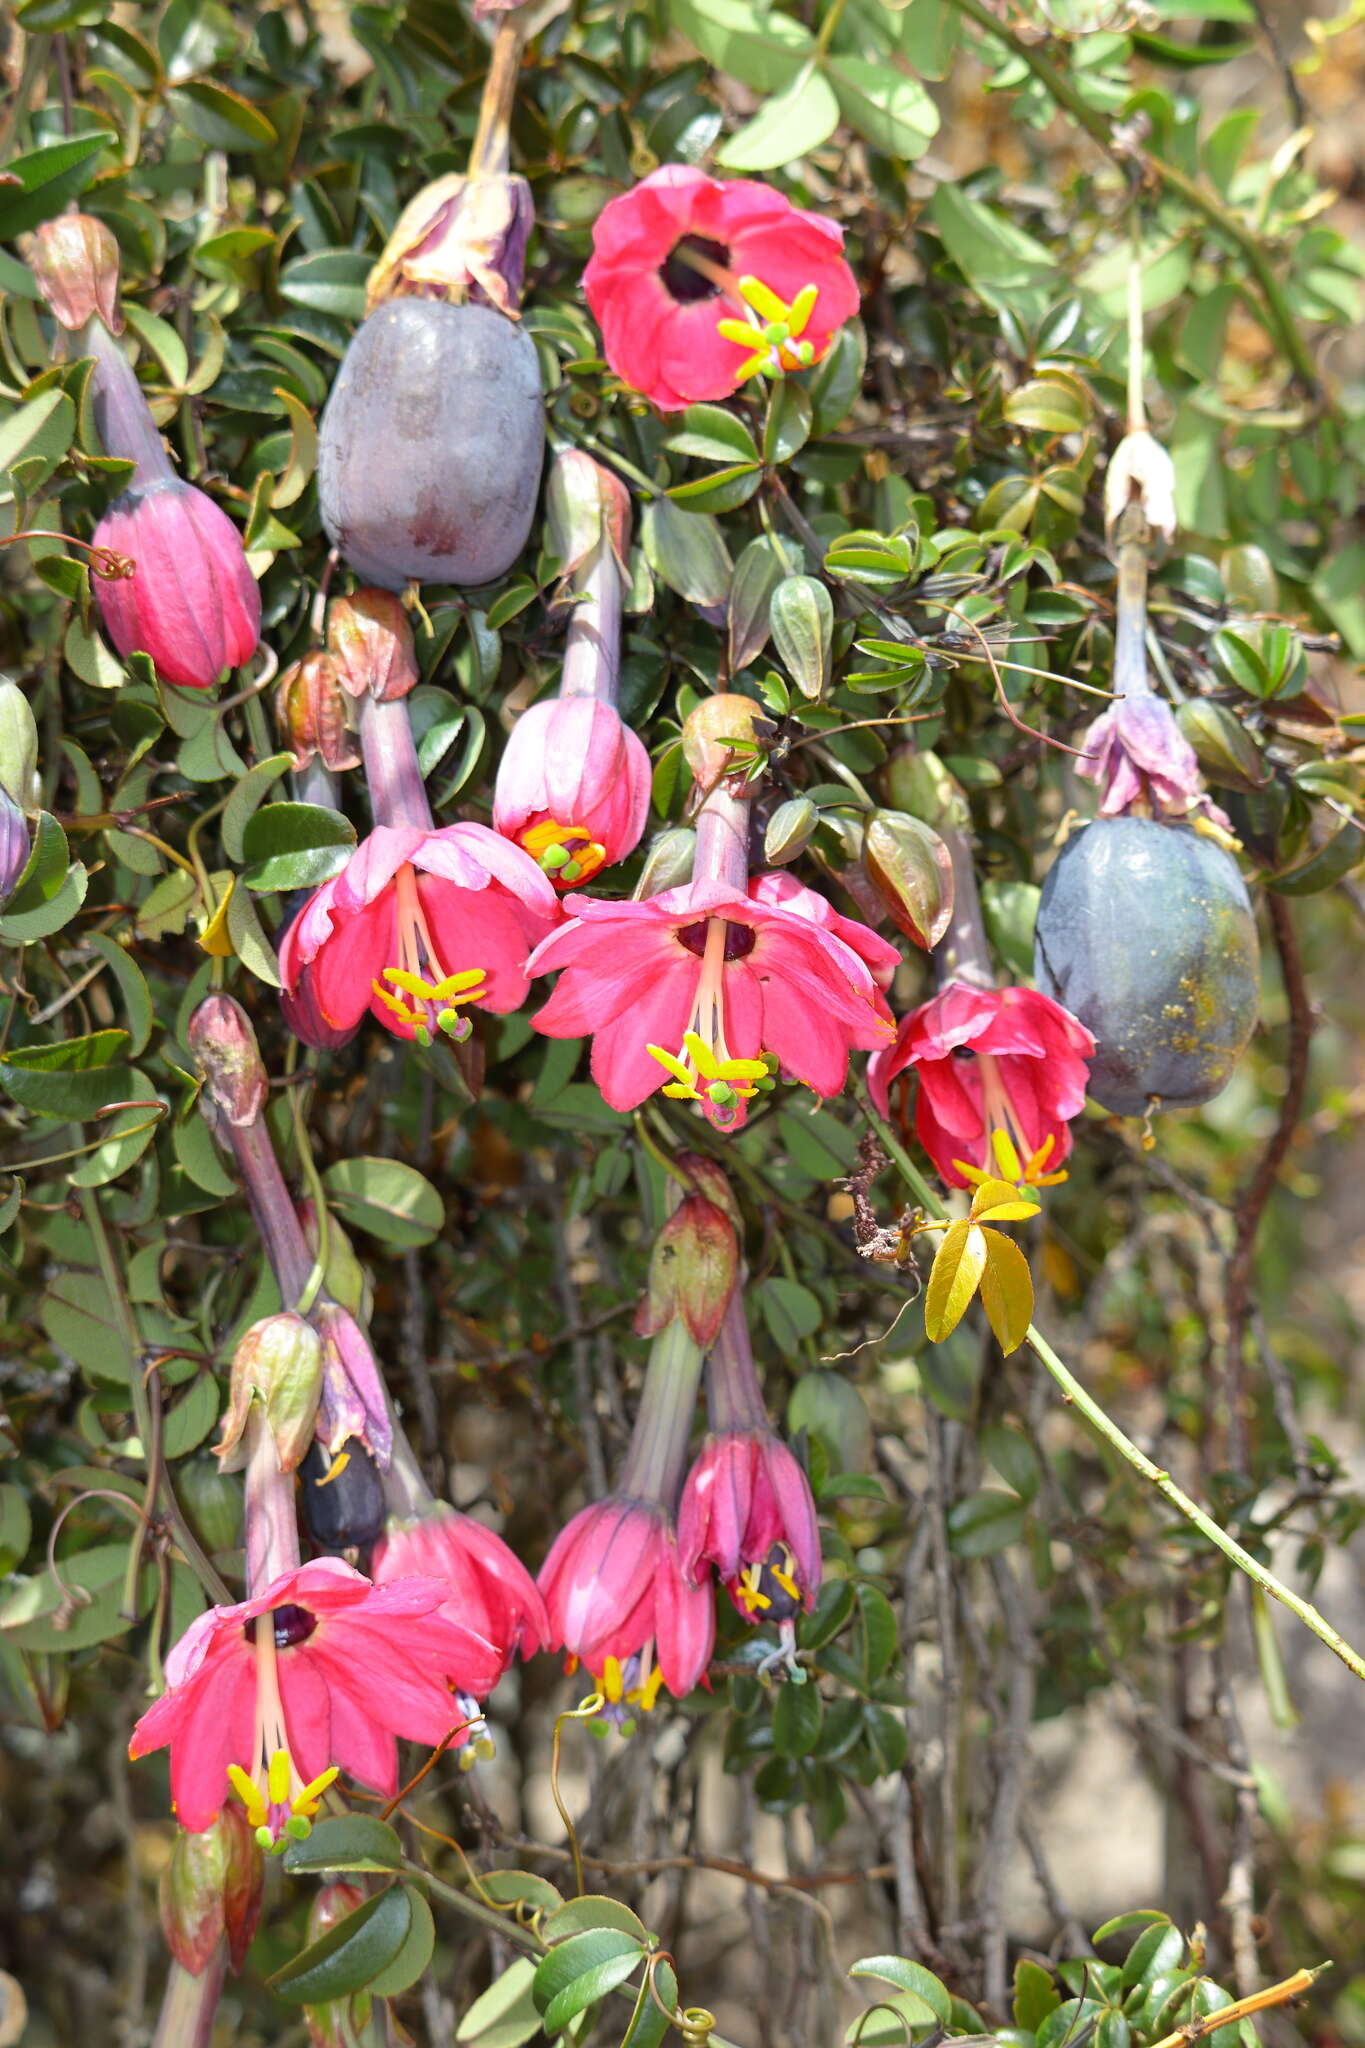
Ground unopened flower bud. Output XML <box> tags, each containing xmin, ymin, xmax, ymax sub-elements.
<box><xmin>314</xmin><ymin>1302</ymin><xmax>393</xmax><ymax>1467</ymax></box>
<box><xmin>303</xmin><ymin>1882</ymin><xmax>368</xmax><ymax>2048</ymax></box>
<box><xmin>1104</xmin><ymin>429</ymin><xmax>1177</xmax><ymax>544</ymax></box>
<box><xmin>0</xmin><ymin>788</ymin><xmax>28</xmax><ymax>902</ymax></box>
<box><xmin>0</xmin><ymin>680</ymin><xmax>38</xmax><ymax>808</ymax></box>
<box><xmin>882</xmin><ymin>747</ymin><xmax>969</xmax><ymax>832</ymax></box>
<box><xmin>188</xmin><ymin>995</ymin><xmax>268</xmax><ymax>1128</ymax></box>
<box><xmin>327</xmin><ymin>589</ymin><xmax>419</xmax><ymax>702</ymax></box>
<box><xmin>160</xmin><ymin>1803</ymin><xmax>263</xmax><ymax>1976</ymax></box>
<box><xmin>365</xmin><ymin>171</ymin><xmax>534</xmax><ymax>317</ymax></box>
<box><xmin>863</xmin><ymin>809</ymin><xmax>955</xmax><ymax>952</ymax></box>
<box><xmin>92</xmin><ymin>480</ymin><xmax>261</xmax><ymax>691</ymax></box>
<box><xmin>632</xmin><ymin>826</ymin><xmax>695</xmax><ymax>899</ymax></box>
<box><xmin>275</xmin><ymin>652</ymin><xmax>359</xmax><ymax>770</ymax></box>
<box><xmin>675</xmin><ymin>1151</ymin><xmax>743</xmax><ymax>1234</ymax></box>
<box><xmin>682</xmin><ymin>693</ymin><xmax>768</xmax><ymax>789</ymax></box>
<box><xmin>216</xmin><ymin>1313</ymin><xmax>323</xmax><ymax>1475</ymax></box>
<box><xmin>1175</xmin><ymin>699</ymin><xmax>1268</xmax><ymax>794</ymax></box>
<box><xmin>27</xmin><ymin>211</ymin><xmax>123</xmax><ymax>334</ymax></box>
<box><xmin>634</xmin><ymin>1192</ymin><xmax>739</xmax><ymax>1348</ymax></box>
<box><xmin>547</xmin><ymin>448</ymin><xmax>632</xmax><ymax>584</ymax></box>
<box><xmin>763</xmin><ymin>795</ymin><xmax>819</xmax><ymax>866</ymax></box>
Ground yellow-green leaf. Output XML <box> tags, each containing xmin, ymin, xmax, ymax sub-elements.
<box><xmin>969</xmin><ymin>1177</ymin><xmax>1041</xmax><ymax>1224</ymax></box>
<box><xmin>272</xmin><ymin>387</ymin><xmax>317</xmax><ymax>510</ymax></box>
<box><xmin>979</xmin><ymin>1228</ymin><xmax>1034</xmax><ymax>1354</ymax></box>
<box><xmin>924</xmin><ymin>1220</ymin><xmax>987</xmax><ymax>1342</ymax></box>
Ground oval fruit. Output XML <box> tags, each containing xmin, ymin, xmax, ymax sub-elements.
<box><xmin>1033</xmin><ymin>815</ymin><xmax>1259</xmax><ymax>1116</ymax></box>
<box><xmin>318</xmin><ymin>299</ymin><xmax>544</xmax><ymax>589</ymax></box>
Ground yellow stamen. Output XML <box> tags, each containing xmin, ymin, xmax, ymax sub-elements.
<box><xmin>636</xmin><ymin>1663</ymin><xmax>666</xmax><ymax>1713</ymax></box>
<box><xmin>372</xmin><ymin>863</ymin><xmax>490</xmax><ymax>1041</ymax></box>
<box><xmin>716</xmin><ymin>275</ymin><xmax>826</xmax><ymax>383</ymax></box>
<box><xmin>226</xmin><ymin>1764</ymin><xmax>266</xmax><ymax>1829</ymax></box>
<box><xmin>601</xmin><ymin>1654</ymin><xmax>625</xmax><ymax>1705</ymax></box>
<box><xmin>647</xmin><ymin>920</ymin><xmax>776</xmax><ymax>1129</ymax></box>
<box><xmin>771</xmin><ymin>1564</ymin><xmax>799</xmax><ymax>1602</ymax></box>
<box><xmin>317</xmin><ymin>1450</ymin><xmax>350</xmax><ymax>1487</ymax></box>
<box><xmin>293</xmin><ymin>1766</ymin><xmax>340</xmax><ymax>1816</ymax></box>
<box><xmin>267</xmin><ymin>1748</ymin><xmax>291</xmax><ymax>1806</ymax></box>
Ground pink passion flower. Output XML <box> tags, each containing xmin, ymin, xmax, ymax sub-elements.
<box><xmin>584</xmin><ymin>164</ymin><xmax>859</xmax><ymax>412</ymax></box>
<box><xmin>279</xmin><ymin>821</ymin><xmax>559</xmax><ymax>1048</ymax></box>
<box><xmin>128</xmin><ymin>1558</ymin><xmax>501</xmax><ymax>1842</ymax></box>
<box><xmin>748</xmin><ymin>869</ymin><xmax>901</xmax><ymax>992</ymax></box>
<box><xmin>538</xmin><ymin>1496</ymin><xmax>715</xmax><ymax>1719</ymax></box>
<box><xmin>93</xmin><ymin>479</ymin><xmax>261</xmax><ymax>691</ymax></box>
<box><xmin>493</xmin><ymin>697</ymin><xmax>651</xmax><ymax>889</ymax></box>
<box><xmin>528</xmin><ymin>877</ymin><xmax>893</xmax><ymax>1132</ymax></box>
<box><xmin>678</xmin><ymin>1430</ymin><xmax>821</xmax><ymax>1624</ymax></box>
<box><xmin>869</xmin><ymin>980</ymin><xmax>1094</xmax><ymax>1191</ymax></box>
<box><xmin>371</xmin><ymin>1506</ymin><xmax>550</xmax><ymax>1681</ymax></box>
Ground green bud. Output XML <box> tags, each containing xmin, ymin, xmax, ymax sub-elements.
<box><xmin>631</xmin><ymin>826</ymin><xmax>695</xmax><ymax>899</ymax></box>
<box><xmin>215</xmin><ymin>1312</ymin><xmax>323</xmax><ymax>1475</ymax></box>
<box><xmin>634</xmin><ymin>1190</ymin><xmax>739</xmax><ymax>1349</ymax></box>
<box><xmin>1220</xmin><ymin>543</ymin><xmax>1279</xmax><ymax>615</ymax></box>
<box><xmin>161</xmin><ymin>1804</ymin><xmax>263</xmax><ymax>1976</ymax></box>
<box><xmin>763</xmin><ymin>795</ymin><xmax>819</xmax><ymax>866</ymax></box>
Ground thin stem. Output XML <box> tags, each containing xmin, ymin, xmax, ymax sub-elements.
<box><xmin>617</xmin><ymin>1319</ymin><xmax>707</xmax><ymax>1505</ymax></box>
<box><xmin>692</xmin><ymin>781</ymin><xmax>751</xmax><ymax>893</ymax></box>
<box><xmin>856</xmin><ymin>1090</ymin><xmax>1365</xmax><ymax>1687</ymax></box>
<box><xmin>933</xmin><ymin>827</ymin><xmax>995</xmax><ymax>991</ymax></box>
<box><xmin>468</xmin><ymin>14</ymin><xmax>526</xmax><ymax>181</ymax></box>
<box><xmin>80</xmin><ymin>319</ymin><xmax>175</xmax><ymax>481</ymax></box>
<box><xmin>225</xmin><ymin>1116</ymin><xmax>317</xmax><ymax>1306</ymax></box>
<box><xmin>151</xmin><ymin>1946</ymin><xmax>227</xmax><ymax>2048</ymax></box>
<box><xmin>559</xmin><ymin>540</ymin><xmax>622</xmax><ymax>704</ymax></box>
<box><xmin>1113</xmin><ymin>503</ymin><xmax>1152</xmax><ymax>700</ymax></box>
<box><xmin>243</xmin><ymin>1410</ymin><xmax>302</xmax><ymax>1594</ymax></box>
<box><xmin>706</xmin><ymin>1287</ymin><xmax>771</xmax><ymax>1436</ymax></box>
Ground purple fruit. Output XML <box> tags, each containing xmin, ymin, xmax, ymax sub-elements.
<box><xmin>1033</xmin><ymin>815</ymin><xmax>1259</xmax><ymax>1116</ymax></box>
<box><xmin>318</xmin><ymin>298</ymin><xmax>543</xmax><ymax>589</ymax></box>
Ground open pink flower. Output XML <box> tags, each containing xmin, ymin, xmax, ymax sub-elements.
<box><xmin>678</xmin><ymin>1430</ymin><xmax>820</xmax><ymax>1623</ymax></box>
<box><xmin>279</xmin><ymin>821</ymin><xmax>559</xmax><ymax>1047</ymax></box>
<box><xmin>748</xmin><ymin>870</ymin><xmax>901</xmax><ymax>992</ymax></box>
<box><xmin>494</xmin><ymin>698</ymin><xmax>650</xmax><ymax>888</ymax></box>
<box><xmin>538</xmin><ymin>1496</ymin><xmax>714</xmax><ymax>1714</ymax></box>
<box><xmin>371</xmin><ymin>1506</ymin><xmax>550</xmax><ymax>1681</ymax></box>
<box><xmin>129</xmin><ymin>1558</ymin><xmax>501</xmax><ymax>1838</ymax></box>
<box><xmin>869</xmin><ymin>981</ymin><xmax>1094</xmax><ymax>1190</ymax></box>
<box><xmin>584</xmin><ymin>165</ymin><xmax>859</xmax><ymax>412</ymax></box>
<box><xmin>528</xmin><ymin>878</ymin><xmax>893</xmax><ymax>1131</ymax></box>
<box><xmin>94</xmin><ymin>480</ymin><xmax>260</xmax><ymax>691</ymax></box>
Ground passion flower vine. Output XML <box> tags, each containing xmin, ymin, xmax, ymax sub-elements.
<box><xmin>584</xmin><ymin>164</ymin><xmax>859</xmax><ymax>411</ymax></box>
<box><xmin>529</xmin><ymin>694</ymin><xmax>894</xmax><ymax>1131</ymax></box>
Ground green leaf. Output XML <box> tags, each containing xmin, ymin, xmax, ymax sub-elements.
<box><xmin>757</xmin><ymin>1275</ymin><xmax>823</xmax><ymax>1347</ymax></box>
<box><xmin>321</xmin><ymin>1157</ymin><xmax>445</xmax><ymax>1248</ymax></box>
<box><xmin>1004</xmin><ymin>376</ymin><xmax>1092</xmax><ymax>436</ymax></box>
<box><xmin>270</xmin><ymin>1885</ymin><xmax>411</xmax><ymax>2003</ymax></box>
<box><xmin>1</xmin><ymin>1035</ymin><xmax>135</xmax><ymax>1120</ymax></box>
<box><xmin>665</xmin><ymin>404</ymin><xmax>760</xmax><ymax>466</ymax></box>
<box><xmin>763</xmin><ymin>379</ymin><xmax>812</xmax><ymax>465</ymax></box>
<box><xmin>239</xmin><ymin>802</ymin><xmax>356</xmax><ymax>892</ymax></box>
<box><xmin>0</xmin><ymin>389</ymin><xmax>76</xmax><ymax>497</ymax></box>
<box><xmin>167</xmin><ymin>80</ymin><xmax>277</xmax><ymax>152</ymax></box>
<box><xmin>532</xmin><ymin>1928</ymin><xmax>645</xmax><ymax>2035</ymax></box>
<box><xmin>848</xmin><ymin>1956</ymin><xmax>953</xmax><ymax>2028</ymax></box>
<box><xmin>280</xmin><ymin>249</ymin><xmax>373</xmax><ymax>322</ymax></box>
<box><xmin>85</xmin><ymin>935</ymin><xmax>154</xmax><ymax>1057</ymax></box>
<box><xmin>930</xmin><ymin>185</ymin><xmax>1056</xmax><ymax>329</ymax></box>
<box><xmin>457</xmin><ymin>1957</ymin><xmax>542</xmax><ymax>2048</ymax></box>
<box><xmin>477</xmin><ymin>1870</ymin><xmax>566</xmax><ymax>1915</ymax></box>
<box><xmin>0</xmin><ymin>857</ymin><xmax>88</xmax><ymax>942</ymax></box>
<box><xmin>770</xmin><ymin>576</ymin><xmax>834</xmax><ymax>700</ymax></box>
<box><xmin>1</xmin><ymin>812</ymin><xmax>69</xmax><ymax>914</ymax></box>
<box><xmin>667</xmin><ymin>463</ymin><xmax>762</xmax><ymax>514</ymax></box>
<box><xmin>1015</xmin><ymin>1958</ymin><xmax>1061</xmax><ymax>2033</ymax></box>
<box><xmin>667</xmin><ymin>0</ymin><xmax>813</xmax><ymax>94</ymax></box>
<box><xmin>641</xmin><ymin>498</ymin><xmax>732</xmax><ymax>610</ymax></box>
<box><xmin>824</xmin><ymin>56</ymin><xmax>938</xmax><ymax>158</ymax></box>
<box><xmin>856</xmin><ymin>1583</ymin><xmax>898</xmax><ymax>1682</ymax></box>
<box><xmin>367</xmin><ymin>1884</ymin><xmax>435</xmax><ymax>1997</ymax></box>
<box><xmin>728</xmin><ymin>534</ymin><xmax>792</xmax><ymax>670</ymax></box>
<box><xmin>0</xmin><ymin>1485</ymin><xmax>32</xmax><ymax>1573</ymax></box>
<box><xmin>1266</xmin><ymin>818</ymin><xmax>1364</xmax><ymax>896</ymax></box>
<box><xmin>543</xmin><ymin>1896</ymin><xmax>649</xmax><ymax>1943</ymax></box>
<box><xmin>221</xmin><ymin>752</ymin><xmax>294</xmax><ymax>862</ymax></box>
<box><xmin>67</xmin><ymin>1069</ymin><xmax>162</xmax><ymax>1189</ymax></box>
<box><xmin>717</xmin><ymin>66</ymin><xmax>840</xmax><ymax>171</ymax></box>
<box><xmin>281</xmin><ymin>1814</ymin><xmax>405</xmax><ymax>1875</ymax></box>
<box><xmin>773</xmin><ymin>1677</ymin><xmax>824</xmax><ymax>1755</ymax></box>
<box><xmin>158</xmin><ymin>1373</ymin><xmax>220</xmax><ymax>1459</ymax></box>
<box><xmin>0</xmin><ymin>134</ymin><xmax>114</xmax><ymax>239</ymax></box>
<box><xmin>981</xmin><ymin>1423</ymin><xmax>1041</xmax><ymax>1504</ymax></box>
<box><xmin>947</xmin><ymin>1487</ymin><xmax>1027</xmax><ymax>1558</ymax></box>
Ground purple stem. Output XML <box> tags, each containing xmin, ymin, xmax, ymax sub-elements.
<box><xmin>617</xmin><ymin>1320</ymin><xmax>706</xmax><ymax>1509</ymax></box>
<box><xmin>358</xmin><ymin>693</ymin><xmax>433</xmax><ymax>832</ymax></box>
<box><xmin>559</xmin><ymin>540</ymin><xmax>622</xmax><ymax>706</ymax></box>
<box><xmin>692</xmin><ymin>782</ymin><xmax>750</xmax><ymax>895</ymax></box>
<box><xmin>1113</xmin><ymin>513</ymin><xmax>1153</xmax><ymax>701</ymax></box>
<box><xmin>933</xmin><ymin>827</ymin><xmax>995</xmax><ymax>993</ymax></box>
<box><xmin>152</xmin><ymin>1946</ymin><xmax>227</xmax><ymax>2048</ymax></box>
<box><xmin>290</xmin><ymin>759</ymin><xmax>339</xmax><ymax>812</ymax></box>
<box><xmin>225</xmin><ymin>1118</ymin><xmax>315</xmax><ymax>1306</ymax></box>
<box><xmin>80</xmin><ymin>317</ymin><xmax>176</xmax><ymax>484</ymax></box>
<box><xmin>705</xmin><ymin>1288</ymin><xmax>770</xmax><ymax>1435</ymax></box>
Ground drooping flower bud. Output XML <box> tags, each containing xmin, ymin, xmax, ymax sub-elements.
<box><xmin>160</xmin><ymin>1803</ymin><xmax>264</xmax><ymax>1977</ymax></box>
<box><xmin>326</xmin><ymin>589</ymin><xmax>419</xmax><ymax>703</ymax></box>
<box><xmin>274</xmin><ymin>652</ymin><xmax>360</xmax><ymax>771</ymax></box>
<box><xmin>681</xmin><ymin>693</ymin><xmax>768</xmax><ymax>790</ymax></box>
<box><xmin>27</xmin><ymin>211</ymin><xmax>123</xmax><ymax>335</ymax></box>
<box><xmin>187</xmin><ymin>995</ymin><xmax>268</xmax><ymax>1129</ymax></box>
<box><xmin>494</xmin><ymin>697</ymin><xmax>649</xmax><ymax>887</ymax></box>
<box><xmin>92</xmin><ymin>481</ymin><xmax>261</xmax><ymax>692</ymax></box>
<box><xmin>0</xmin><ymin>788</ymin><xmax>28</xmax><ymax>903</ymax></box>
<box><xmin>0</xmin><ymin>680</ymin><xmax>38</xmax><ymax>808</ymax></box>
<box><xmin>1104</xmin><ymin>428</ymin><xmax>1177</xmax><ymax>543</ymax></box>
<box><xmin>216</xmin><ymin>1313</ymin><xmax>323</xmax><ymax>1476</ymax></box>
<box><xmin>634</xmin><ymin>1191</ymin><xmax>739</xmax><ymax>1349</ymax></box>
<box><xmin>302</xmin><ymin>1882</ymin><xmax>369</xmax><ymax>2048</ymax></box>
<box><xmin>365</xmin><ymin>171</ymin><xmax>535</xmax><ymax>318</ymax></box>
<box><xmin>546</xmin><ymin>448</ymin><xmax>632</xmax><ymax>590</ymax></box>
<box><xmin>862</xmin><ymin>809</ymin><xmax>955</xmax><ymax>951</ymax></box>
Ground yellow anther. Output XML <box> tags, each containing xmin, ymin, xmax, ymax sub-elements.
<box><xmin>383</xmin><ymin>966</ymin><xmax>486</xmax><ymax>1004</ymax></box>
<box><xmin>637</xmin><ymin>1664</ymin><xmax>666</xmax><ymax>1713</ymax></box>
<box><xmin>956</xmin><ymin>1127</ymin><xmax>1069</xmax><ymax>1192</ymax></box>
<box><xmin>226</xmin><ymin>1764</ymin><xmax>267</xmax><ymax>1828</ymax></box>
<box><xmin>317</xmin><ymin>1449</ymin><xmax>350</xmax><ymax>1488</ymax></box>
<box><xmin>292</xmin><ymin>1766</ymin><xmax>339</xmax><ymax>1816</ymax></box>
<box><xmin>772</xmin><ymin>1564</ymin><xmax>799</xmax><ymax>1602</ymax></box>
<box><xmin>718</xmin><ymin>276</ymin><xmax>826</xmax><ymax>382</ymax></box>
<box><xmin>601</xmin><ymin>1654</ymin><xmax>625</xmax><ymax>1705</ymax></box>
<box><xmin>267</xmin><ymin>1748</ymin><xmax>291</xmax><ymax>1806</ymax></box>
